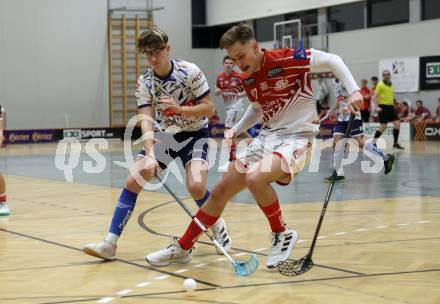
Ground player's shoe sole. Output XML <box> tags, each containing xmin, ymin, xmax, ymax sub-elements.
<box><xmin>83</xmin><ymin>242</ymin><xmax>116</xmax><ymax>261</ymax></box>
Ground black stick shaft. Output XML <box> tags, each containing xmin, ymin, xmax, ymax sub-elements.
<box><xmin>307</xmin><ymin>114</ymin><xmax>355</xmax><ymax>258</ymax></box>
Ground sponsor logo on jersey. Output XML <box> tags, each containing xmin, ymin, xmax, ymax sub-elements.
<box><xmin>141</xmin><ymin>78</ymin><xmax>153</xmax><ymax>90</ymax></box>
<box><xmin>268</xmin><ymin>66</ymin><xmax>283</xmax><ymax>77</ymax></box>
<box><xmin>244</xmin><ymin>77</ymin><xmax>256</xmax><ymax>86</ymax></box>
<box><xmin>274</xmin><ymin>78</ymin><xmax>288</xmax><ymax>90</ymax></box>
<box><xmin>260</xmin><ymin>82</ymin><xmax>268</xmax><ymax>91</ymax></box>
<box><xmin>250</xmin><ymin>88</ymin><xmax>258</xmax><ymax>99</ymax></box>
<box><xmin>193</xmin><ymin>80</ymin><xmax>207</xmax><ymax>91</ymax></box>
<box><xmin>192</xmin><ymin>72</ymin><xmax>203</xmax><ymax>83</ymax></box>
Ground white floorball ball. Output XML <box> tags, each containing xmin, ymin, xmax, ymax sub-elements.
<box><xmin>183</xmin><ymin>278</ymin><xmax>197</xmax><ymax>291</ymax></box>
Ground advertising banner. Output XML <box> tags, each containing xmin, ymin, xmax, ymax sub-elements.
<box><xmin>419</xmin><ymin>56</ymin><xmax>440</xmax><ymax>90</ymax></box>
<box><xmin>4</xmin><ymin>129</ymin><xmax>57</xmax><ymax>144</ymax></box>
<box><xmin>208</xmin><ymin>124</ymin><xmax>225</xmax><ymax>138</ymax></box>
<box><xmin>63</xmin><ymin>128</ymin><xmax>122</xmax><ymax>140</ymax></box>
<box><xmin>379</xmin><ymin>57</ymin><xmax>419</xmax><ymax>92</ymax></box>
<box><xmin>413</xmin><ymin>123</ymin><xmax>440</xmax><ymax>141</ymax></box>
<box><xmin>363</xmin><ymin>122</ymin><xmax>410</xmax><ymax>142</ymax></box>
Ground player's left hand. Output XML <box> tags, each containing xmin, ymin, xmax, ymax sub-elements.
<box><xmin>344</xmin><ymin>91</ymin><xmax>363</xmax><ymax>115</ymax></box>
<box><xmin>159</xmin><ymin>96</ymin><xmax>182</xmax><ymax>116</ymax></box>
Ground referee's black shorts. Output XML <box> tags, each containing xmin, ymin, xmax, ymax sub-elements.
<box><xmin>378</xmin><ymin>104</ymin><xmax>398</xmax><ymax>123</ymax></box>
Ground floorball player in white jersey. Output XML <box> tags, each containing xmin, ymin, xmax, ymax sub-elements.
<box><xmin>322</xmin><ymin>78</ymin><xmax>395</xmax><ymax>182</ymax></box>
<box><xmin>83</xmin><ymin>25</ymin><xmax>232</xmax><ymax>261</ymax></box>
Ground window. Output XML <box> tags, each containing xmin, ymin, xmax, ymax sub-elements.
<box><xmin>422</xmin><ymin>0</ymin><xmax>440</xmax><ymax>20</ymax></box>
<box><xmin>191</xmin><ymin>0</ymin><xmax>206</xmax><ymax>25</ymax></box>
<box><xmin>368</xmin><ymin>0</ymin><xmax>409</xmax><ymax>27</ymax></box>
<box><xmin>328</xmin><ymin>2</ymin><xmax>365</xmax><ymax>33</ymax></box>
<box><xmin>285</xmin><ymin>10</ymin><xmax>318</xmax><ymax>36</ymax></box>
<box><xmin>255</xmin><ymin>14</ymin><xmax>284</xmax><ymax>42</ymax></box>
<box><xmin>192</xmin><ymin>24</ymin><xmax>236</xmax><ymax>48</ymax></box>
<box><xmin>254</xmin><ymin>10</ymin><xmax>318</xmax><ymax>42</ymax></box>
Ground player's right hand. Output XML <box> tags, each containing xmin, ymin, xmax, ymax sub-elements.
<box><xmin>345</xmin><ymin>91</ymin><xmax>363</xmax><ymax>115</ymax></box>
<box><xmin>215</xmin><ymin>88</ymin><xmax>222</xmax><ymax>96</ymax></box>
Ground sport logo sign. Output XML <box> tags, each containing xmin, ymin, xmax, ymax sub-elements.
<box><xmin>426</xmin><ymin>62</ymin><xmax>440</xmax><ymax>78</ymax></box>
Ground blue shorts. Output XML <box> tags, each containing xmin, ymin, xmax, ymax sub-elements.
<box><xmin>138</xmin><ymin>128</ymin><xmax>209</xmax><ymax>170</ymax></box>
<box><xmin>333</xmin><ymin>119</ymin><xmax>363</xmax><ymax>137</ymax></box>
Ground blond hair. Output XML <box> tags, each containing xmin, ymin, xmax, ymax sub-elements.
<box><xmin>219</xmin><ymin>23</ymin><xmax>255</xmax><ymax>49</ymax></box>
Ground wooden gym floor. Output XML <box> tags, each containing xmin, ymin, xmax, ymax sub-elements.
<box><xmin>0</xmin><ymin>141</ymin><xmax>439</xmax><ymax>304</ymax></box>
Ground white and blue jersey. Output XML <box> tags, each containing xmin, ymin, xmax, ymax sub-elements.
<box><xmin>335</xmin><ymin>80</ymin><xmax>362</xmax><ymax>122</ymax></box>
<box><xmin>135</xmin><ymin>59</ymin><xmax>211</xmax><ymax>132</ymax></box>
<box><xmin>334</xmin><ymin>80</ymin><xmax>363</xmax><ymax>137</ymax></box>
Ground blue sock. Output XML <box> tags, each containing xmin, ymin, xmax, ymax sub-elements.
<box><xmin>194</xmin><ymin>190</ymin><xmax>210</xmax><ymax>208</ymax></box>
<box><xmin>109</xmin><ymin>188</ymin><xmax>138</xmax><ymax>236</ymax></box>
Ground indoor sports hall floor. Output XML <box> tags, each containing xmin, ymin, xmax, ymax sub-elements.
<box><xmin>0</xmin><ymin>140</ymin><xmax>439</xmax><ymax>304</ymax></box>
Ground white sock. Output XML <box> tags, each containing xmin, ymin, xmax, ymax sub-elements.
<box><xmin>333</xmin><ymin>149</ymin><xmax>344</xmax><ymax>176</ymax></box>
<box><xmin>365</xmin><ymin>142</ymin><xmax>388</xmax><ymax>160</ymax></box>
<box><xmin>105</xmin><ymin>232</ymin><xmax>119</xmax><ymax>245</ymax></box>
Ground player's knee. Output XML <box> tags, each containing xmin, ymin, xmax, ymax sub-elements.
<box><xmin>187</xmin><ymin>182</ymin><xmax>205</xmax><ymax>199</ymax></box>
<box><xmin>138</xmin><ymin>168</ymin><xmax>155</xmax><ymax>181</ymax></box>
<box><xmin>124</xmin><ymin>176</ymin><xmax>141</xmax><ymax>193</ymax></box>
<box><xmin>245</xmin><ymin>173</ymin><xmax>262</xmax><ymax>190</ymax></box>
<box><xmin>125</xmin><ymin>168</ymin><xmax>153</xmax><ymax>190</ymax></box>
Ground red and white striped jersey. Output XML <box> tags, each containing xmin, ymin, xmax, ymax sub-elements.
<box><xmin>240</xmin><ymin>48</ymin><xmax>318</xmax><ymax>135</ymax></box>
<box><xmin>216</xmin><ymin>71</ymin><xmax>245</xmax><ymax>110</ymax></box>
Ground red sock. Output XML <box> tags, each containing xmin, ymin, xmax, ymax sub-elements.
<box><xmin>0</xmin><ymin>194</ymin><xmax>6</xmax><ymax>203</ymax></box>
<box><xmin>229</xmin><ymin>142</ymin><xmax>236</xmax><ymax>161</ymax></box>
<box><xmin>259</xmin><ymin>199</ymin><xmax>286</xmax><ymax>232</ymax></box>
<box><xmin>178</xmin><ymin>209</ymin><xmax>219</xmax><ymax>250</ymax></box>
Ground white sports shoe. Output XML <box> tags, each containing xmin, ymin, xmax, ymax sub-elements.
<box><xmin>83</xmin><ymin>240</ymin><xmax>117</xmax><ymax>261</ymax></box>
<box><xmin>0</xmin><ymin>202</ymin><xmax>10</xmax><ymax>216</ymax></box>
<box><xmin>146</xmin><ymin>238</ymin><xmax>192</xmax><ymax>267</ymax></box>
<box><xmin>267</xmin><ymin>229</ymin><xmax>299</xmax><ymax>269</ymax></box>
<box><xmin>211</xmin><ymin>217</ymin><xmax>232</xmax><ymax>254</ymax></box>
